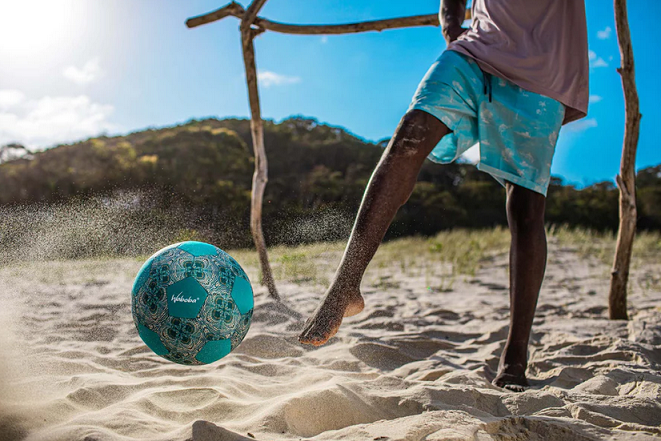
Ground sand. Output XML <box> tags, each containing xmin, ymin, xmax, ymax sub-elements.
<box><xmin>0</xmin><ymin>240</ymin><xmax>659</xmax><ymax>441</ymax></box>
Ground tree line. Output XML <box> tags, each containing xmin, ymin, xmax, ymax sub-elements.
<box><xmin>0</xmin><ymin>117</ymin><xmax>659</xmax><ymax>250</ymax></box>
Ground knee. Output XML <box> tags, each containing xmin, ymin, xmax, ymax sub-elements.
<box><xmin>386</xmin><ymin>109</ymin><xmax>444</xmax><ymax>159</ymax></box>
<box><xmin>506</xmin><ymin>184</ymin><xmax>546</xmax><ymax>232</ymax></box>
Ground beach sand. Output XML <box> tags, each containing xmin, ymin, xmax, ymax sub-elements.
<box><xmin>0</xmin><ymin>235</ymin><xmax>659</xmax><ymax>440</ymax></box>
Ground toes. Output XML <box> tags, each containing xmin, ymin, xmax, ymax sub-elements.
<box><xmin>325</xmin><ymin>325</ymin><xmax>339</xmax><ymax>341</ymax></box>
<box><xmin>298</xmin><ymin>318</ymin><xmax>315</xmax><ymax>342</ymax></box>
<box><xmin>306</xmin><ymin>330</ymin><xmax>327</xmax><ymax>346</ymax></box>
<box><xmin>492</xmin><ymin>372</ymin><xmax>529</xmax><ymax>392</ymax></box>
<box><xmin>298</xmin><ymin>321</ymin><xmax>331</xmax><ymax>346</ymax></box>
<box><xmin>307</xmin><ymin>326</ymin><xmax>337</xmax><ymax>346</ymax></box>
<box><xmin>503</xmin><ymin>384</ymin><xmax>527</xmax><ymax>392</ymax></box>
<box><xmin>298</xmin><ymin>325</ymin><xmax>321</xmax><ymax>345</ymax></box>
<box><xmin>298</xmin><ymin>328</ymin><xmax>313</xmax><ymax>344</ymax></box>
<box><xmin>298</xmin><ymin>309</ymin><xmax>342</xmax><ymax>346</ymax></box>
<box><xmin>299</xmin><ymin>333</ymin><xmax>322</xmax><ymax>346</ymax></box>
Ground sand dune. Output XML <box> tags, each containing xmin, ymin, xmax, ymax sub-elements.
<box><xmin>0</xmin><ymin>241</ymin><xmax>659</xmax><ymax>440</ymax></box>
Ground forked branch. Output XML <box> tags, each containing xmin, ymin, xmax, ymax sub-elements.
<box><xmin>187</xmin><ymin>2</ymin><xmax>471</xmax><ymax>34</ymax></box>
<box><xmin>242</xmin><ymin>0</ymin><xmax>270</xmax><ymax>26</ymax></box>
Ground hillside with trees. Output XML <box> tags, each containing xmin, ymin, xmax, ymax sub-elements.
<box><xmin>1</xmin><ymin>117</ymin><xmax>659</xmax><ymax>250</ymax></box>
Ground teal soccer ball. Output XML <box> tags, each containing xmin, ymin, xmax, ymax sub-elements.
<box><xmin>131</xmin><ymin>241</ymin><xmax>253</xmax><ymax>365</ymax></box>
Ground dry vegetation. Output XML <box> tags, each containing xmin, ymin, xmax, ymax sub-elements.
<box><xmin>227</xmin><ymin>227</ymin><xmax>661</xmax><ymax>295</ymax></box>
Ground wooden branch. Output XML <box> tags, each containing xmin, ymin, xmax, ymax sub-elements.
<box><xmin>187</xmin><ymin>7</ymin><xmax>471</xmax><ymax>33</ymax></box>
<box><xmin>186</xmin><ymin>2</ymin><xmax>244</xmax><ymax>28</ymax></box>
<box><xmin>242</xmin><ymin>0</ymin><xmax>270</xmax><ymax>28</ymax></box>
<box><xmin>608</xmin><ymin>0</ymin><xmax>642</xmax><ymax>321</ymax></box>
<box><xmin>253</xmin><ymin>14</ymin><xmax>440</xmax><ymax>35</ymax></box>
<box><xmin>240</xmin><ymin>25</ymin><xmax>280</xmax><ymax>300</ymax></box>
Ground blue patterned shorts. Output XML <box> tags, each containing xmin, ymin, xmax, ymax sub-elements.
<box><xmin>409</xmin><ymin>50</ymin><xmax>565</xmax><ymax>196</ymax></box>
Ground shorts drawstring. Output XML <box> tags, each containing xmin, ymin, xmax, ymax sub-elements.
<box><xmin>482</xmin><ymin>70</ymin><xmax>493</xmax><ymax>102</ymax></box>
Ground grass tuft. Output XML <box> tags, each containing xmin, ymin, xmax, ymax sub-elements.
<box><xmin>224</xmin><ymin>226</ymin><xmax>660</xmax><ymax>293</ymax></box>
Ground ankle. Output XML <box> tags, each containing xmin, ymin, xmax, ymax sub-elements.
<box><xmin>330</xmin><ymin>276</ymin><xmax>361</xmax><ymax>294</ymax></box>
<box><xmin>501</xmin><ymin>343</ymin><xmax>529</xmax><ymax>367</ymax></box>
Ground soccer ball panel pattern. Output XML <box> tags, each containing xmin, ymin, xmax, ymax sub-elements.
<box><xmin>231</xmin><ymin>276</ymin><xmax>254</xmax><ymax>315</ymax></box>
<box><xmin>132</xmin><ymin>241</ymin><xmax>253</xmax><ymax>365</ymax></box>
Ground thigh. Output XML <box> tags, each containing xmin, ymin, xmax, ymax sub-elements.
<box><xmin>386</xmin><ymin>109</ymin><xmax>451</xmax><ymax>161</ymax></box>
<box><xmin>408</xmin><ymin>50</ymin><xmax>482</xmax><ymax>164</ymax></box>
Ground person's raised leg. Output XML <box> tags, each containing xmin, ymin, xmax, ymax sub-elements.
<box><xmin>298</xmin><ymin>109</ymin><xmax>450</xmax><ymax>346</ymax></box>
<box><xmin>493</xmin><ymin>182</ymin><xmax>547</xmax><ymax>391</ymax></box>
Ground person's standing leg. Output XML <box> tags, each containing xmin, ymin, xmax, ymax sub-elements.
<box><xmin>493</xmin><ymin>182</ymin><xmax>547</xmax><ymax>390</ymax></box>
<box><xmin>299</xmin><ymin>109</ymin><xmax>450</xmax><ymax>346</ymax></box>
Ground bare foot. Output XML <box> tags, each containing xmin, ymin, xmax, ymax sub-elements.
<box><xmin>492</xmin><ymin>363</ymin><xmax>529</xmax><ymax>392</ymax></box>
<box><xmin>298</xmin><ymin>286</ymin><xmax>365</xmax><ymax>346</ymax></box>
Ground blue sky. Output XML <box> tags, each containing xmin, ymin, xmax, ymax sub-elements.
<box><xmin>0</xmin><ymin>0</ymin><xmax>659</xmax><ymax>186</ymax></box>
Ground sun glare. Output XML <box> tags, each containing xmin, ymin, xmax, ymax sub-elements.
<box><xmin>0</xmin><ymin>0</ymin><xmax>86</xmax><ymax>62</ymax></box>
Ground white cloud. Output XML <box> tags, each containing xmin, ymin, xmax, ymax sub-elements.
<box><xmin>597</xmin><ymin>26</ymin><xmax>612</xmax><ymax>40</ymax></box>
<box><xmin>0</xmin><ymin>90</ymin><xmax>115</xmax><ymax>148</ymax></box>
<box><xmin>321</xmin><ymin>36</ymin><xmax>328</xmax><ymax>44</ymax></box>
<box><xmin>589</xmin><ymin>50</ymin><xmax>609</xmax><ymax>68</ymax></box>
<box><xmin>589</xmin><ymin>95</ymin><xmax>603</xmax><ymax>104</ymax></box>
<box><xmin>0</xmin><ymin>89</ymin><xmax>25</xmax><ymax>111</ymax></box>
<box><xmin>63</xmin><ymin>57</ymin><xmax>103</xmax><ymax>85</ymax></box>
<box><xmin>566</xmin><ymin>117</ymin><xmax>598</xmax><ymax>133</ymax></box>
<box><xmin>258</xmin><ymin>71</ymin><xmax>301</xmax><ymax>88</ymax></box>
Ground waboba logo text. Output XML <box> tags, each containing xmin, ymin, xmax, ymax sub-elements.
<box><xmin>171</xmin><ymin>292</ymin><xmax>199</xmax><ymax>304</ymax></box>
